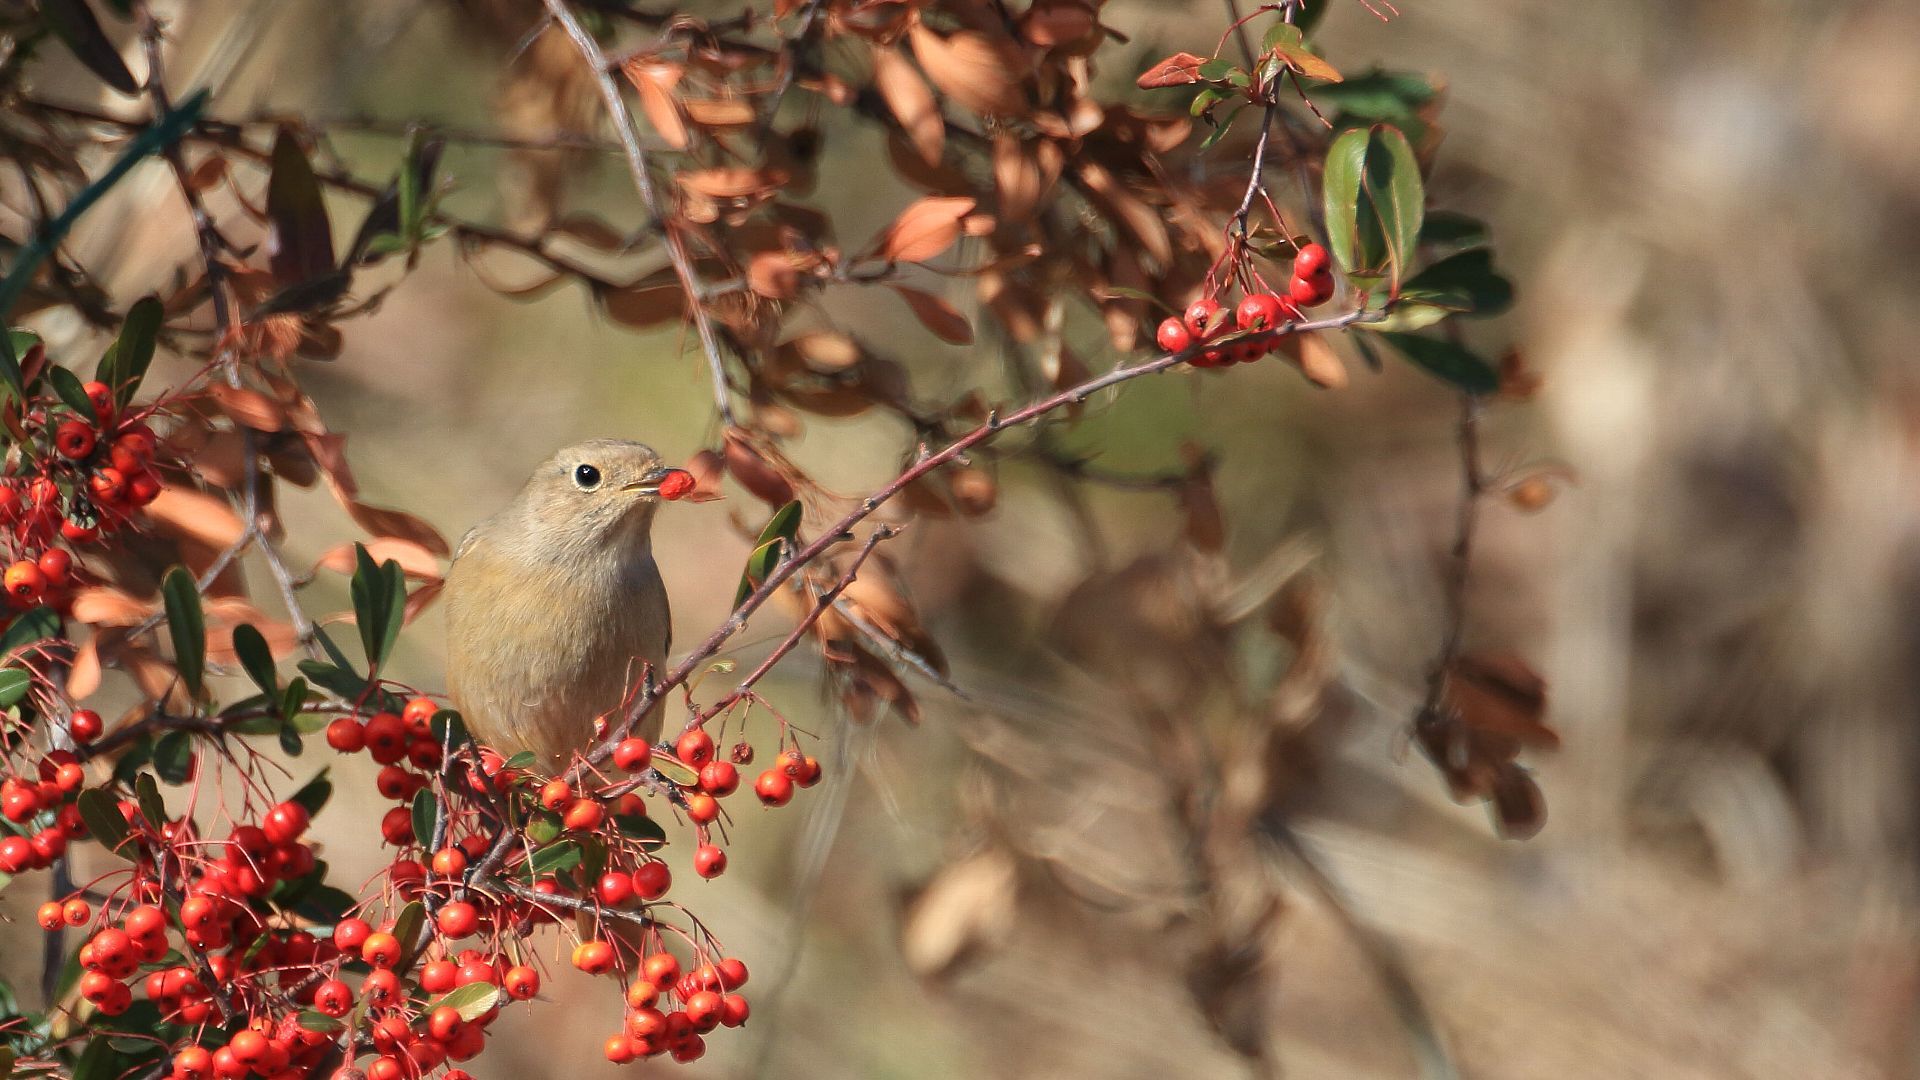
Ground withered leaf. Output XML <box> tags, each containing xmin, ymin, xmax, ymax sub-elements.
<box><xmin>870</xmin><ymin>196</ymin><xmax>977</xmax><ymax>263</ymax></box>
<box><xmin>872</xmin><ymin>43</ymin><xmax>945</xmax><ymax>167</ymax></box>
<box><xmin>907</xmin><ymin>25</ymin><xmax>1029</xmax><ymax>117</ymax></box>
<box><xmin>1136</xmin><ymin>51</ymin><xmax>1207</xmax><ymax>89</ymax></box>
<box><xmin>889</xmin><ymin>285</ymin><xmax>974</xmax><ymax>345</ymax></box>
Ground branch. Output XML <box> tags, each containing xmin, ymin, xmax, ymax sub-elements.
<box><xmin>541</xmin><ymin>0</ymin><xmax>739</xmax><ymax>426</ymax></box>
<box><xmin>571</xmin><ymin>305</ymin><xmax>1383</xmax><ymax>779</ymax></box>
<box><xmin>693</xmin><ymin>523</ymin><xmax>902</xmax><ymax>726</ymax></box>
<box><xmin>1420</xmin><ymin>394</ymin><xmax>1483</xmax><ymax>714</ymax></box>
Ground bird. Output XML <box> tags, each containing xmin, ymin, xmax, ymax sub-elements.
<box><xmin>443</xmin><ymin>439</ymin><xmax>678</xmax><ymax>771</ymax></box>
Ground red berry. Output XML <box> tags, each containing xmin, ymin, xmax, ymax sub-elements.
<box><xmin>363</xmin><ymin>712</ymin><xmax>407</xmax><ymax>764</ymax></box>
<box><xmin>124</xmin><ymin>904</ymin><xmax>165</xmax><ymax>940</ymax></box>
<box><xmin>539</xmin><ymin>779</ymin><xmax>572</xmax><ymax>810</ymax></box>
<box><xmin>1288</xmin><ymin>269</ymin><xmax>1335</xmax><ymax>307</ymax></box>
<box><xmin>716</xmin><ymin>956</ymin><xmax>749</xmax><ymax>990</ymax></box>
<box><xmin>613</xmin><ymin>738</ymin><xmax>652</xmax><ymax>772</ymax></box>
<box><xmin>503</xmin><ymin>964</ymin><xmax>540</xmax><ymax>1000</ymax></box>
<box><xmin>675</xmin><ymin>729</ymin><xmax>714</xmax><ymax>768</ymax></box>
<box><xmin>656</xmin><ymin>469</ymin><xmax>696</xmax><ymax>501</ymax></box>
<box><xmin>1234</xmin><ymin>292</ymin><xmax>1289</xmax><ymax>332</ymax></box>
<box><xmin>36</xmin><ymin>548</ymin><xmax>70</xmax><ymax>586</ymax></box>
<box><xmin>68</xmin><ymin>708</ymin><xmax>101</xmax><ymax>743</ymax></box>
<box><xmin>60</xmin><ymin>517</ymin><xmax>98</xmax><ymax>544</ymax></box>
<box><xmin>361</xmin><ymin>931</ymin><xmax>402</xmax><ymax>967</ymax></box>
<box><xmin>572</xmin><ymin>940</ymin><xmax>616</xmax><ymax>975</ymax></box>
<box><xmin>314</xmin><ymin>978</ymin><xmax>353</xmax><ymax>1017</ymax></box>
<box><xmin>5</xmin><ymin>560</ymin><xmax>46</xmax><ymax>602</ymax></box>
<box><xmin>262</xmin><ymin>801</ymin><xmax>310</xmax><ymax>845</ymax></box>
<box><xmin>754</xmin><ymin>770</ymin><xmax>793</xmax><ymax>807</ymax></box>
<box><xmin>88</xmin><ymin>467</ymin><xmax>127</xmax><ymax>505</ymax></box>
<box><xmin>436</xmin><ymin>901</ymin><xmax>480</xmax><ymax>938</ymax></box>
<box><xmin>633</xmin><ymin>861</ymin><xmax>671</xmax><ymax>900</ymax></box>
<box><xmin>596</xmin><ymin>871</ymin><xmax>635</xmax><ymax>907</ymax></box>
<box><xmin>379</xmin><ymin>805</ymin><xmax>414</xmax><ymax>845</ymax></box>
<box><xmin>36</xmin><ymin>901</ymin><xmax>63</xmax><ymax>931</ymax></box>
<box><xmin>683</xmin><ymin>792</ymin><xmax>719</xmax><ymax>824</ymax></box>
<box><xmin>720</xmin><ymin>993</ymin><xmax>750</xmax><ymax>1027</ymax></box>
<box><xmin>698</xmin><ymin>761</ymin><xmax>738</xmax><ymax>797</ymax></box>
<box><xmin>431</xmin><ymin>847</ymin><xmax>468</xmax><ymax>877</ymax></box>
<box><xmin>563</xmin><ymin>799</ymin><xmax>605</xmax><ymax>832</ymax></box>
<box><xmin>642</xmin><ymin>952</ymin><xmax>679</xmax><ymax>988</ymax></box>
<box><xmin>325</xmin><ymin>717</ymin><xmax>365</xmax><ymax>752</ymax></box>
<box><xmin>62</xmin><ymin>898</ymin><xmax>89</xmax><ymax>926</ymax></box>
<box><xmin>419</xmin><ymin>959</ymin><xmax>457</xmax><ymax>993</ymax></box>
<box><xmin>604</xmin><ymin>1034</ymin><xmax>637</xmax><ymax>1063</ymax></box>
<box><xmin>54</xmin><ymin>420</ymin><xmax>96</xmax><ymax>460</ymax></box>
<box><xmin>1183</xmin><ymin>297</ymin><xmax>1224</xmax><ymax>339</ymax></box>
<box><xmin>1293</xmin><ymin>242</ymin><xmax>1329</xmax><ymax>278</ymax></box>
<box><xmin>684</xmin><ymin>990</ymin><xmax>723</xmax><ymax>1032</ymax></box>
<box><xmin>1155</xmin><ymin>317</ymin><xmax>1192</xmax><ymax>353</ymax></box>
<box><xmin>81</xmin><ymin>381</ymin><xmax>114</xmax><ymax>420</ymax></box>
<box><xmin>402</xmin><ymin>696</ymin><xmax>438</xmax><ymax>728</ymax></box>
<box><xmin>693</xmin><ymin>844</ymin><xmax>727</xmax><ymax>879</ymax></box>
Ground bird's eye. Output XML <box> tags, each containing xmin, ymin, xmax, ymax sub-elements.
<box><xmin>573</xmin><ymin>463</ymin><xmax>602</xmax><ymax>489</ymax></box>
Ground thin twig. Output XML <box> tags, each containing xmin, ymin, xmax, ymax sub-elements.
<box><xmin>541</xmin><ymin>0</ymin><xmax>739</xmax><ymax>426</ymax></box>
<box><xmin>694</xmin><ymin>524</ymin><xmax>902</xmax><ymax>725</ymax></box>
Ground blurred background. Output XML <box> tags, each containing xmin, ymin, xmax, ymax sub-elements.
<box><xmin>7</xmin><ymin>0</ymin><xmax>1920</xmax><ymax>1077</ymax></box>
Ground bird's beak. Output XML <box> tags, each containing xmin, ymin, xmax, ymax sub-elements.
<box><xmin>621</xmin><ymin>465</ymin><xmax>677</xmax><ymax>497</ymax></box>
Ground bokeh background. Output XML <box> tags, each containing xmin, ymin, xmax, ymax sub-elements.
<box><xmin>7</xmin><ymin>0</ymin><xmax>1920</xmax><ymax>1077</ymax></box>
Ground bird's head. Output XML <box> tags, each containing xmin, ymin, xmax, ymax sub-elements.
<box><xmin>506</xmin><ymin>439</ymin><xmax>685</xmax><ymax>557</ymax></box>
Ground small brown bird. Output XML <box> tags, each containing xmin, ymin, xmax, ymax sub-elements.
<box><xmin>443</xmin><ymin>439</ymin><xmax>677</xmax><ymax>770</ymax></box>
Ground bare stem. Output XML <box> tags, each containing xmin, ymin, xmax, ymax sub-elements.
<box><xmin>541</xmin><ymin>0</ymin><xmax>739</xmax><ymax>426</ymax></box>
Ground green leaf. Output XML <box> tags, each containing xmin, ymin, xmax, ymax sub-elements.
<box><xmin>48</xmin><ymin>366</ymin><xmax>97</xmax><ymax>424</ymax></box>
<box><xmin>296</xmin><ymin>1010</ymin><xmax>343</xmax><ymax>1033</ymax></box>
<box><xmin>505</xmin><ymin>750</ymin><xmax>538</xmax><ymax>770</ymax></box>
<box><xmin>288</xmin><ymin>882</ymin><xmax>356</xmax><ymax>924</ymax></box>
<box><xmin>349</xmin><ymin>544</ymin><xmax>405</xmax><ymax>670</ymax></box>
<box><xmin>1198</xmin><ymin>105</ymin><xmax>1246</xmax><ymax>150</ymax></box>
<box><xmin>526</xmin><ymin>839</ymin><xmax>581</xmax><ymax>877</ymax></box>
<box><xmin>1322</xmin><ymin>127</ymin><xmax>1369</xmax><ymax>279</ymax></box>
<box><xmin>265</xmin><ymin>127</ymin><xmax>336</xmax><ymax>288</ymax></box>
<box><xmin>288</xmin><ymin>768</ymin><xmax>333</xmax><ymax>816</ymax></box>
<box><xmin>1367</xmin><ymin>303</ymin><xmax>1453</xmax><ymax>333</ymax></box>
<box><xmin>429</xmin><ymin>982</ymin><xmax>501</xmax><ymax>1021</ymax></box>
<box><xmin>388</xmin><ymin>900</ymin><xmax>425</xmax><ymax>955</ymax></box>
<box><xmin>153</xmin><ymin>729</ymin><xmax>193</xmax><ymax>784</ymax></box>
<box><xmin>525</xmin><ymin>811</ymin><xmax>561</xmax><ymax>846</ymax></box>
<box><xmin>1309</xmin><ymin>69</ymin><xmax>1437</xmax><ymax>121</ymax></box>
<box><xmin>1419</xmin><ymin>210</ymin><xmax>1489</xmax><ymax>257</ymax></box>
<box><xmin>296</xmin><ymin>660</ymin><xmax>366</xmax><ymax>701</ymax></box>
<box><xmin>1260</xmin><ymin>23</ymin><xmax>1341</xmax><ymax>82</ymax></box>
<box><xmin>580</xmin><ymin>834</ymin><xmax>607</xmax><ymax>884</ymax></box>
<box><xmin>69</xmin><ymin>1037</ymin><xmax>122</xmax><ymax>1080</ymax></box>
<box><xmin>95</xmin><ymin>296</ymin><xmax>161</xmax><ymax>407</ymax></box>
<box><xmin>651</xmin><ymin>753</ymin><xmax>699</xmax><ymax>788</ymax></box>
<box><xmin>0</xmin><ymin>331</ymin><xmax>39</xmax><ymax>407</ymax></box>
<box><xmin>1197</xmin><ymin>58</ymin><xmax>1234</xmax><ymax>82</ymax></box>
<box><xmin>281</xmin><ymin>676</ymin><xmax>310</xmax><ymax>723</ymax></box>
<box><xmin>231</xmin><ymin>624</ymin><xmax>278</xmax><ymax>695</ymax></box>
<box><xmin>410</xmin><ymin>788</ymin><xmax>437</xmax><ymax>850</ymax></box>
<box><xmin>0</xmin><ymin>607</ymin><xmax>61</xmax><ymax>659</ymax></box>
<box><xmin>278</xmin><ymin>722</ymin><xmax>304</xmax><ymax>757</ymax></box>
<box><xmin>734</xmin><ymin>500</ymin><xmax>803</xmax><ymax>606</ymax></box>
<box><xmin>42</xmin><ymin>0</ymin><xmax>139</xmax><ymax>95</ymax></box>
<box><xmin>1188</xmin><ymin>86</ymin><xmax>1228</xmax><ymax>118</ymax></box>
<box><xmin>0</xmin><ymin>669</ymin><xmax>29</xmax><ymax>709</ymax></box>
<box><xmin>613</xmin><ymin>812</ymin><xmax>666</xmax><ymax>847</ymax></box>
<box><xmin>1399</xmin><ymin>248</ymin><xmax>1513</xmax><ymax>317</ymax></box>
<box><xmin>133</xmin><ymin>773</ymin><xmax>167</xmax><ymax>830</ymax></box>
<box><xmin>1363</xmin><ymin>125</ymin><xmax>1423</xmax><ymax>290</ymax></box>
<box><xmin>160</xmin><ymin>566</ymin><xmax>205</xmax><ymax>697</ymax></box>
<box><xmin>75</xmin><ymin>788</ymin><xmax>131</xmax><ymax>858</ymax></box>
<box><xmin>1371</xmin><ymin>331</ymin><xmax>1498</xmax><ymax>394</ymax></box>
<box><xmin>429</xmin><ymin>709</ymin><xmax>466</xmax><ymax>748</ymax></box>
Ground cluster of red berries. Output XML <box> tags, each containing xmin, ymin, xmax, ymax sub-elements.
<box><xmin>592</xmin><ymin>949</ymin><xmax>752</xmax><ymax>1063</ymax></box>
<box><xmin>1153</xmin><ymin>243</ymin><xmax>1337</xmax><ymax>367</ymax></box>
<box><xmin>0</xmin><ymin>381</ymin><xmax>162</xmax><ymax>613</ymax></box>
<box><xmin>0</xmin><ymin>723</ymin><xmax>96</xmax><ymax>873</ymax></box>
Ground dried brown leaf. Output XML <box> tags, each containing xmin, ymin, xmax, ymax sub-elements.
<box><xmin>206</xmin><ymin>383</ymin><xmax>288</xmax><ymax>432</ymax></box>
<box><xmin>872</xmin><ymin>43</ymin><xmax>944</xmax><ymax>167</ymax></box>
<box><xmin>871</xmin><ymin>196</ymin><xmax>976</xmax><ymax>263</ymax></box>
<box><xmin>683</xmin><ymin>97</ymin><xmax>756</xmax><ymax>128</ymax></box>
<box><xmin>145</xmin><ymin>485</ymin><xmax>246</xmax><ymax>550</ymax></box>
<box><xmin>889</xmin><ymin>285</ymin><xmax>974</xmax><ymax>345</ymax></box>
<box><xmin>621</xmin><ymin>59</ymin><xmax>688</xmax><ymax>149</ymax></box>
<box><xmin>1136</xmin><ymin>51</ymin><xmax>1206</xmax><ymax>89</ymax></box>
<box><xmin>313</xmin><ymin>538</ymin><xmax>444</xmax><ymax>580</ymax></box>
<box><xmin>907</xmin><ymin>25</ymin><xmax>1028</xmax><ymax>116</ymax></box>
<box><xmin>899</xmin><ymin>848</ymin><xmax>1018</xmax><ymax>981</ymax></box>
<box><xmin>70</xmin><ymin>587</ymin><xmax>155</xmax><ymax>627</ymax></box>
